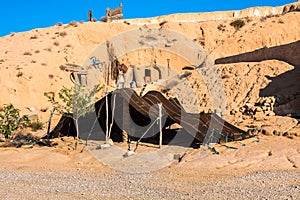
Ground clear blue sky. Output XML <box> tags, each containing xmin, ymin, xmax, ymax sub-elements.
<box><xmin>0</xmin><ymin>0</ymin><xmax>295</xmax><ymax>37</ymax></box>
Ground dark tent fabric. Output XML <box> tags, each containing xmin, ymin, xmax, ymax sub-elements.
<box><xmin>94</xmin><ymin>89</ymin><xmax>250</xmax><ymax>143</ymax></box>
<box><xmin>42</xmin><ymin>113</ymin><xmax>76</xmax><ymax>139</ymax></box>
<box><xmin>47</xmin><ymin>88</ymin><xmax>250</xmax><ymax>144</ymax></box>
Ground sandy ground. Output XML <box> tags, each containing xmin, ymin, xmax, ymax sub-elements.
<box><xmin>0</xmin><ymin>135</ymin><xmax>299</xmax><ymax>199</ymax></box>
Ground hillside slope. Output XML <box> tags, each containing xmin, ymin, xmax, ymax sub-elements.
<box><xmin>0</xmin><ymin>2</ymin><xmax>299</xmax><ymax>135</ymax></box>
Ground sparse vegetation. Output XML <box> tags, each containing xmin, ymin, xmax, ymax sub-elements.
<box><xmin>69</xmin><ymin>21</ymin><xmax>78</xmax><ymax>27</ymax></box>
<box><xmin>34</xmin><ymin>50</ymin><xmax>40</xmax><ymax>54</ymax></box>
<box><xmin>28</xmin><ymin>119</ymin><xmax>44</xmax><ymax>131</ymax></box>
<box><xmin>59</xmin><ymin>65</ymin><xmax>66</xmax><ymax>71</ymax></box>
<box><xmin>44</xmin><ymin>85</ymin><xmax>102</xmax><ymax>148</ymax></box>
<box><xmin>245</xmin><ymin>16</ymin><xmax>252</xmax><ymax>23</ymax></box>
<box><xmin>217</xmin><ymin>24</ymin><xmax>226</xmax><ymax>31</ymax></box>
<box><xmin>53</xmin><ymin>41</ymin><xmax>60</xmax><ymax>46</ymax></box>
<box><xmin>123</xmin><ymin>21</ymin><xmax>130</xmax><ymax>25</ymax></box>
<box><xmin>278</xmin><ymin>19</ymin><xmax>284</xmax><ymax>24</ymax></box>
<box><xmin>59</xmin><ymin>31</ymin><xmax>67</xmax><ymax>37</ymax></box>
<box><xmin>44</xmin><ymin>47</ymin><xmax>52</xmax><ymax>52</ymax></box>
<box><xmin>48</xmin><ymin>74</ymin><xmax>54</xmax><ymax>79</ymax></box>
<box><xmin>260</xmin><ymin>16</ymin><xmax>267</xmax><ymax>22</ymax></box>
<box><xmin>230</xmin><ymin>19</ymin><xmax>245</xmax><ymax>30</ymax></box>
<box><xmin>261</xmin><ymin>14</ymin><xmax>280</xmax><ymax>22</ymax></box>
<box><xmin>16</xmin><ymin>71</ymin><xmax>23</xmax><ymax>77</ymax></box>
<box><xmin>41</xmin><ymin>63</ymin><xmax>47</xmax><ymax>66</ymax></box>
<box><xmin>23</xmin><ymin>52</ymin><xmax>32</xmax><ymax>56</ymax></box>
<box><xmin>159</xmin><ymin>21</ymin><xmax>167</xmax><ymax>26</ymax></box>
<box><xmin>30</xmin><ymin>35</ymin><xmax>38</xmax><ymax>39</ymax></box>
<box><xmin>55</xmin><ymin>22</ymin><xmax>63</xmax><ymax>26</ymax></box>
<box><xmin>0</xmin><ymin>104</ymin><xmax>30</xmax><ymax>138</ymax></box>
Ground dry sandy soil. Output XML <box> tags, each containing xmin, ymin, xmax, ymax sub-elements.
<box><xmin>0</xmin><ymin>1</ymin><xmax>299</xmax><ymax>199</ymax></box>
<box><xmin>0</xmin><ymin>136</ymin><xmax>299</xmax><ymax>199</ymax></box>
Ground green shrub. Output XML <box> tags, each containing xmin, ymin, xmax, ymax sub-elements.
<box><xmin>44</xmin><ymin>85</ymin><xmax>103</xmax><ymax>149</ymax></box>
<box><xmin>0</xmin><ymin>104</ymin><xmax>30</xmax><ymax>138</ymax></box>
<box><xmin>230</xmin><ymin>19</ymin><xmax>245</xmax><ymax>30</ymax></box>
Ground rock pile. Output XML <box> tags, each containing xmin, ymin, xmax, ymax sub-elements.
<box><xmin>237</xmin><ymin>97</ymin><xmax>276</xmax><ymax>117</ymax></box>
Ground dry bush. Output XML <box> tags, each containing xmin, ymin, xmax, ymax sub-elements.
<box><xmin>44</xmin><ymin>47</ymin><xmax>52</xmax><ymax>52</ymax></box>
<box><xmin>48</xmin><ymin>74</ymin><xmax>54</xmax><ymax>79</ymax></box>
<box><xmin>28</xmin><ymin>120</ymin><xmax>44</xmax><ymax>131</ymax></box>
<box><xmin>66</xmin><ymin>44</ymin><xmax>72</xmax><ymax>48</ymax></box>
<box><xmin>260</xmin><ymin>16</ymin><xmax>267</xmax><ymax>22</ymax></box>
<box><xmin>244</xmin><ymin>17</ymin><xmax>252</xmax><ymax>22</ymax></box>
<box><xmin>69</xmin><ymin>20</ymin><xmax>78</xmax><ymax>27</ymax></box>
<box><xmin>55</xmin><ymin>22</ymin><xmax>63</xmax><ymax>26</ymax></box>
<box><xmin>53</xmin><ymin>41</ymin><xmax>60</xmax><ymax>46</ymax></box>
<box><xmin>23</xmin><ymin>52</ymin><xmax>32</xmax><ymax>56</ymax></box>
<box><xmin>59</xmin><ymin>65</ymin><xmax>66</xmax><ymax>71</ymax></box>
<box><xmin>159</xmin><ymin>21</ymin><xmax>167</xmax><ymax>26</ymax></box>
<box><xmin>30</xmin><ymin>35</ymin><xmax>38</xmax><ymax>39</ymax></box>
<box><xmin>123</xmin><ymin>21</ymin><xmax>130</xmax><ymax>25</ymax></box>
<box><xmin>217</xmin><ymin>24</ymin><xmax>226</xmax><ymax>31</ymax></box>
<box><xmin>59</xmin><ymin>31</ymin><xmax>67</xmax><ymax>37</ymax></box>
<box><xmin>34</xmin><ymin>50</ymin><xmax>40</xmax><ymax>54</ymax></box>
<box><xmin>230</xmin><ymin>19</ymin><xmax>245</xmax><ymax>30</ymax></box>
<box><xmin>16</xmin><ymin>71</ymin><xmax>23</xmax><ymax>77</ymax></box>
<box><xmin>278</xmin><ymin>19</ymin><xmax>284</xmax><ymax>24</ymax></box>
<box><xmin>41</xmin><ymin>63</ymin><xmax>47</xmax><ymax>66</ymax></box>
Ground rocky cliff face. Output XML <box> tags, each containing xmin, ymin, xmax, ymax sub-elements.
<box><xmin>120</xmin><ymin>1</ymin><xmax>300</xmax><ymax>25</ymax></box>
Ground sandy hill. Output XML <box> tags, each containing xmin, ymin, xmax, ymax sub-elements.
<box><xmin>0</xmin><ymin>1</ymin><xmax>299</xmax><ymax>136</ymax></box>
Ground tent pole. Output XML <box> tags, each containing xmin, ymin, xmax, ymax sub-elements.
<box><xmin>159</xmin><ymin>104</ymin><xmax>162</xmax><ymax>148</ymax></box>
<box><xmin>105</xmin><ymin>87</ymin><xmax>109</xmax><ymax>143</ymax></box>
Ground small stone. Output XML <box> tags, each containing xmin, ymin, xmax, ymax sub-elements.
<box><xmin>173</xmin><ymin>154</ymin><xmax>181</xmax><ymax>160</ymax></box>
<box><xmin>262</xmin><ymin>129</ymin><xmax>272</xmax><ymax>136</ymax></box>
<box><xmin>239</xmin><ymin>107</ymin><xmax>246</xmax><ymax>113</ymax></box>
<box><xmin>245</xmin><ymin>102</ymin><xmax>252</xmax><ymax>108</ymax></box>
<box><xmin>100</xmin><ymin>143</ymin><xmax>111</xmax><ymax>149</ymax></box>
<box><xmin>242</xmin><ymin>116</ymin><xmax>248</xmax><ymax>120</ymax></box>
<box><xmin>255</xmin><ymin>107</ymin><xmax>263</xmax><ymax>112</ymax></box>
<box><xmin>40</xmin><ymin>107</ymin><xmax>48</xmax><ymax>112</ymax></box>
<box><xmin>282</xmin><ymin>132</ymin><xmax>289</xmax><ymax>136</ymax></box>
<box><xmin>287</xmin><ymin>135</ymin><xmax>294</xmax><ymax>139</ymax></box>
